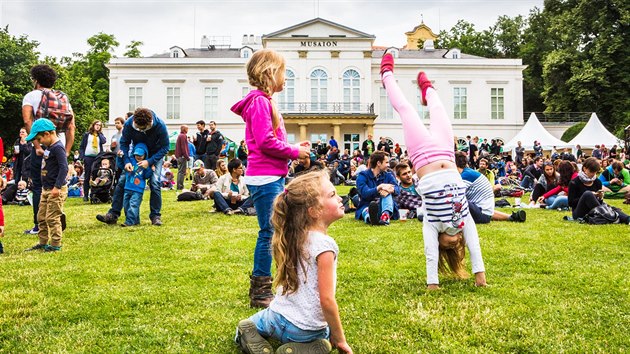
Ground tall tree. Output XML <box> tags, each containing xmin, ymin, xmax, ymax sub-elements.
<box><xmin>124</xmin><ymin>40</ymin><xmax>143</xmax><ymax>58</ymax></box>
<box><xmin>437</xmin><ymin>20</ymin><xmax>498</xmax><ymax>58</ymax></box>
<box><xmin>85</xmin><ymin>33</ymin><xmax>119</xmax><ymax>115</ymax></box>
<box><xmin>0</xmin><ymin>26</ymin><xmax>39</xmax><ymax>150</ymax></box>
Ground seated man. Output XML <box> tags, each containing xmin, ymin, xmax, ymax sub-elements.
<box><xmin>355</xmin><ymin>151</ymin><xmax>400</xmax><ymax>225</ymax></box>
<box><xmin>599</xmin><ymin>160</ymin><xmax>630</xmax><ymax>198</ymax></box>
<box><xmin>520</xmin><ymin>156</ymin><xmax>543</xmax><ymax>190</ymax></box>
<box><xmin>478</xmin><ymin>158</ymin><xmax>501</xmax><ymax>194</ymax></box>
<box><xmin>456</xmin><ymin>152</ymin><xmax>526</xmax><ymax>223</ymax></box>
<box><xmin>190</xmin><ymin>160</ymin><xmax>218</xmax><ymax>199</ymax></box>
<box><xmin>293</xmin><ymin>152</ymin><xmax>323</xmax><ymax>176</ymax></box>
<box><xmin>393</xmin><ymin>162</ymin><xmax>422</xmax><ymax>217</ymax></box>
<box><xmin>213</xmin><ymin>158</ymin><xmax>253</xmax><ymax>215</ymax></box>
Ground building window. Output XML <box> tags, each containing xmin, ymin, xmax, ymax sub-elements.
<box><xmin>416</xmin><ymin>91</ymin><xmax>430</xmax><ymax>120</ymax></box>
<box><xmin>310</xmin><ymin>69</ymin><xmax>328</xmax><ymax>111</ymax></box>
<box><xmin>379</xmin><ymin>87</ymin><xmax>393</xmax><ymax>119</ymax></box>
<box><xmin>241</xmin><ymin>87</ymin><xmax>251</xmax><ymax>98</ymax></box>
<box><xmin>173</xmin><ymin>51</ymin><xmax>179</xmax><ymax>58</ymax></box>
<box><xmin>278</xmin><ymin>69</ymin><xmax>295</xmax><ymax>111</ymax></box>
<box><xmin>166</xmin><ymin>87</ymin><xmax>181</xmax><ymax>119</ymax></box>
<box><xmin>453</xmin><ymin>87</ymin><xmax>467</xmax><ymax>119</ymax></box>
<box><xmin>342</xmin><ymin>69</ymin><xmax>360</xmax><ymax>111</ymax></box>
<box><xmin>128</xmin><ymin>87</ymin><xmax>143</xmax><ymax>112</ymax></box>
<box><xmin>204</xmin><ymin>87</ymin><xmax>219</xmax><ymax>120</ymax></box>
<box><xmin>491</xmin><ymin>88</ymin><xmax>504</xmax><ymax>119</ymax></box>
<box><xmin>343</xmin><ymin>133</ymin><xmax>360</xmax><ymax>153</ymax></box>
<box><xmin>310</xmin><ymin>133</ymin><xmax>327</xmax><ymax>144</ymax></box>
<box><xmin>286</xmin><ymin>133</ymin><xmax>296</xmax><ymax>144</ymax></box>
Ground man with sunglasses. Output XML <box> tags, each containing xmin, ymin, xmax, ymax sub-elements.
<box><xmin>96</xmin><ymin>108</ymin><xmax>169</xmax><ymax>226</ymax></box>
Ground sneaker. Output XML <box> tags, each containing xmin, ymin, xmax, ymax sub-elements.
<box><xmin>61</xmin><ymin>212</ymin><xmax>67</xmax><ymax>231</ymax></box>
<box><xmin>224</xmin><ymin>209</ymin><xmax>235</xmax><ymax>215</ymax></box>
<box><xmin>24</xmin><ymin>226</ymin><xmax>39</xmax><ymax>235</ymax></box>
<box><xmin>379</xmin><ymin>212</ymin><xmax>391</xmax><ymax>226</ymax></box>
<box><xmin>96</xmin><ymin>213</ymin><xmax>118</xmax><ymax>225</ymax></box>
<box><xmin>380</xmin><ymin>52</ymin><xmax>394</xmax><ymax>75</ymax></box>
<box><xmin>417</xmin><ymin>71</ymin><xmax>434</xmax><ymax>105</ymax></box>
<box><xmin>0</xmin><ymin>241</ymin><xmax>4</xmax><ymax>254</ymax></box>
<box><xmin>510</xmin><ymin>210</ymin><xmax>527</xmax><ymax>222</ymax></box>
<box><xmin>234</xmin><ymin>319</ymin><xmax>273</xmax><ymax>354</ymax></box>
<box><xmin>276</xmin><ymin>339</ymin><xmax>333</xmax><ymax>354</ymax></box>
<box><xmin>44</xmin><ymin>245</ymin><xmax>61</xmax><ymax>252</ymax></box>
<box><xmin>151</xmin><ymin>216</ymin><xmax>163</xmax><ymax>226</ymax></box>
<box><xmin>368</xmin><ymin>201</ymin><xmax>380</xmax><ymax>226</ymax></box>
<box><xmin>25</xmin><ymin>243</ymin><xmax>46</xmax><ymax>251</ymax></box>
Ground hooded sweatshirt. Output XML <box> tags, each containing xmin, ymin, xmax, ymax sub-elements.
<box><xmin>231</xmin><ymin>90</ymin><xmax>299</xmax><ymax>177</ymax></box>
<box><xmin>119</xmin><ymin>111</ymin><xmax>170</xmax><ymax>168</ymax></box>
<box><xmin>124</xmin><ymin>143</ymin><xmax>153</xmax><ymax>193</ymax></box>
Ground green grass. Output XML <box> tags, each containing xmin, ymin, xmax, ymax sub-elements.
<box><xmin>1</xmin><ymin>186</ymin><xmax>629</xmax><ymax>353</ymax></box>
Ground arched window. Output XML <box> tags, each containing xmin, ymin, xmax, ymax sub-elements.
<box><xmin>343</xmin><ymin>69</ymin><xmax>360</xmax><ymax>111</ymax></box>
<box><xmin>310</xmin><ymin>69</ymin><xmax>328</xmax><ymax>111</ymax></box>
<box><xmin>277</xmin><ymin>69</ymin><xmax>295</xmax><ymax>111</ymax></box>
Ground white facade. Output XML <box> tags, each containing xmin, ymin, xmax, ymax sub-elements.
<box><xmin>106</xmin><ymin>18</ymin><xmax>526</xmax><ymax>153</ymax></box>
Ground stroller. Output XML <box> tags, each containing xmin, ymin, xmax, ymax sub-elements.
<box><xmin>88</xmin><ymin>151</ymin><xmax>116</xmax><ymax>204</ymax></box>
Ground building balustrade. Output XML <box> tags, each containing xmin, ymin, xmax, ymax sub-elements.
<box><xmin>277</xmin><ymin>102</ymin><xmax>375</xmax><ymax>115</ymax></box>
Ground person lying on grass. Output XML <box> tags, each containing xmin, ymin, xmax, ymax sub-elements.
<box><xmin>380</xmin><ymin>51</ymin><xmax>486</xmax><ymax>290</ymax></box>
<box><xmin>235</xmin><ymin>171</ymin><xmax>352</xmax><ymax>354</ymax></box>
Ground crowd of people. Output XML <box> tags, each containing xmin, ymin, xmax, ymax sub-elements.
<box><xmin>2</xmin><ymin>52</ymin><xmax>630</xmax><ymax>354</ymax></box>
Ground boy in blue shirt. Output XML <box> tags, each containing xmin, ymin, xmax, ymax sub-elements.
<box><xmin>24</xmin><ymin>119</ymin><xmax>69</xmax><ymax>252</ymax></box>
<box><xmin>122</xmin><ymin>143</ymin><xmax>153</xmax><ymax>227</ymax></box>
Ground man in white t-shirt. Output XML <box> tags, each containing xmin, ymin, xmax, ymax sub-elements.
<box><xmin>21</xmin><ymin>64</ymin><xmax>75</xmax><ymax>234</ymax></box>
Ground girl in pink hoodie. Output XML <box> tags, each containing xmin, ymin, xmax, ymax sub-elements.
<box><xmin>231</xmin><ymin>49</ymin><xmax>310</xmax><ymax>308</ymax></box>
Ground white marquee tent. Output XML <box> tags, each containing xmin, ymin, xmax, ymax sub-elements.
<box><xmin>503</xmin><ymin>113</ymin><xmax>571</xmax><ymax>152</ymax></box>
<box><xmin>568</xmin><ymin>113</ymin><xmax>622</xmax><ymax>149</ymax></box>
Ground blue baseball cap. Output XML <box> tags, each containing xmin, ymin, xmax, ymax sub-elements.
<box><xmin>26</xmin><ymin>119</ymin><xmax>56</xmax><ymax>142</ymax></box>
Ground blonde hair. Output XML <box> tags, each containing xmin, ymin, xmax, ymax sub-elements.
<box><xmin>438</xmin><ymin>235</ymin><xmax>469</xmax><ymax>279</ymax></box>
<box><xmin>271</xmin><ymin>171</ymin><xmax>327</xmax><ymax>295</ymax></box>
<box><xmin>246</xmin><ymin>49</ymin><xmax>285</xmax><ymax>132</ymax></box>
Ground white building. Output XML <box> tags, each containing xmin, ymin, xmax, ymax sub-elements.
<box><xmin>106</xmin><ymin>18</ymin><xmax>526</xmax><ymax>153</ymax></box>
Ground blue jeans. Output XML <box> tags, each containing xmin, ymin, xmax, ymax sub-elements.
<box><xmin>247</xmin><ymin>178</ymin><xmax>285</xmax><ymax>277</ymax></box>
<box><xmin>520</xmin><ymin>175</ymin><xmax>534</xmax><ymax>189</ymax></box>
<box><xmin>546</xmin><ymin>195</ymin><xmax>568</xmax><ymax>209</ymax></box>
<box><xmin>108</xmin><ymin>163</ymin><xmax>162</xmax><ymax>219</ymax></box>
<box><xmin>360</xmin><ymin>194</ymin><xmax>394</xmax><ymax>223</ymax></box>
<box><xmin>248</xmin><ymin>308</ymin><xmax>329</xmax><ymax>343</ymax></box>
<box><xmin>123</xmin><ymin>190</ymin><xmax>143</xmax><ymax>225</ymax></box>
<box><xmin>213</xmin><ymin>191</ymin><xmax>254</xmax><ymax>213</ymax></box>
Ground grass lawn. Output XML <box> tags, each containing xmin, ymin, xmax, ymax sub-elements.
<box><xmin>1</xmin><ymin>184</ymin><xmax>629</xmax><ymax>353</ymax></box>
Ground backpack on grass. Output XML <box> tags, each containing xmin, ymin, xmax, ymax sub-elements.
<box><xmin>36</xmin><ymin>89</ymin><xmax>73</xmax><ymax>132</ymax></box>
<box><xmin>584</xmin><ymin>203</ymin><xmax>620</xmax><ymax>225</ymax></box>
<box><xmin>177</xmin><ymin>191</ymin><xmax>204</xmax><ymax>202</ymax></box>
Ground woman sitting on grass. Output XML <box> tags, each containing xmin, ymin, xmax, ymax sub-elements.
<box><xmin>529</xmin><ymin>161</ymin><xmax>558</xmax><ymax>207</ymax></box>
<box><xmin>380</xmin><ymin>52</ymin><xmax>486</xmax><ymax>289</ymax></box>
<box><xmin>538</xmin><ymin>160</ymin><xmax>577</xmax><ymax>210</ymax></box>
<box><xmin>235</xmin><ymin>171</ymin><xmax>352</xmax><ymax>354</ymax></box>
<box><xmin>568</xmin><ymin>157</ymin><xmax>630</xmax><ymax>223</ymax></box>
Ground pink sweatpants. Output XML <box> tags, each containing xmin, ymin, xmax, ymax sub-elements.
<box><xmin>381</xmin><ymin>72</ymin><xmax>455</xmax><ymax>169</ymax></box>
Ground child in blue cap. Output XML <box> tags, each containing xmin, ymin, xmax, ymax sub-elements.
<box><xmin>24</xmin><ymin>119</ymin><xmax>69</xmax><ymax>252</ymax></box>
<box><xmin>122</xmin><ymin>143</ymin><xmax>153</xmax><ymax>227</ymax></box>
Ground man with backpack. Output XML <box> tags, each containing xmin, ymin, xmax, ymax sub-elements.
<box><xmin>205</xmin><ymin>121</ymin><xmax>223</xmax><ymax>172</ymax></box>
<box><xmin>22</xmin><ymin>64</ymin><xmax>75</xmax><ymax>235</ymax></box>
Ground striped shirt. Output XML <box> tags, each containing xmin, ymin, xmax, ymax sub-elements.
<box><xmin>460</xmin><ymin>168</ymin><xmax>495</xmax><ymax>216</ymax></box>
<box><xmin>417</xmin><ymin>169</ymin><xmax>469</xmax><ymax>234</ymax></box>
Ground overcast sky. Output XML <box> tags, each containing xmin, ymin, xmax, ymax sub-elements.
<box><xmin>0</xmin><ymin>0</ymin><xmax>544</xmax><ymax>59</ymax></box>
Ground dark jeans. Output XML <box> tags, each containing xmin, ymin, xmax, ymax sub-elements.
<box><xmin>108</xmin><ymin>163</ymin><xmax>162</xmax><ymax>220</ymax></box>
<box><xmin>531</xmin><ymin>183</ymin><xmax>546</xmax><ymax>201</ymax></box>
<box><xmin>213</xmin><ymin>191</ymin><xmax>254</xmax><ymax>213</ymax></box>
<box><xmin>247</xmin><ymin>178</ymin><xmax>285</xmax><ymax>277</ymax></box>
<box><xmin>83</xmin><ymin>156</ymin><xmax>96</xmax><ymax>199</ymax></box>
<box><xmin>572</xmin><ymin>191</ymin><xmax>630</xmax><ymax>223</ymax></box>
<box><xmin>468</xmin><ymin>201</ymin><xmax>492</xmax><ymax>224</ymax></box>
<box><xmin>520</xmin><ymin>175</ymin><xmax>535</xmax><ymax>190</ymax></box>
<box><xmin>195</xmin><ymin>154</ymin><xmax>206</xmax><ymax>166</ymax></box>
<box><xmin>205</xmin><ymin>154</ymin><xmax>218</xmax><ymax>172</ymax></box>
<box><xmin>29</xmin><ymin>153</ymin><xmax>43</xmax><ymax>227</ymax></box>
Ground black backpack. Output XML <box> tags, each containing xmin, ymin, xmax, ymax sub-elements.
<box><xmin>177</xmin><ymin>191</ymin><xmax>204</xmax><ymax>202</ymax></box>
<box><xmin>584</xmin><ymin>203</ymin><xmax>620</xmax><ymax>224</ymax></box>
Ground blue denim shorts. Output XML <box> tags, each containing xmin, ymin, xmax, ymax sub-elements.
<box><xmin>248</xmin><ymin>308</ymin><xmax>329</xmax><ymax>343</ymax></box>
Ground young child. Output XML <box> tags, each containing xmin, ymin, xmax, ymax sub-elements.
<box><xmin>24</xmin><ymin>119</ymin><xmax>69</xmax><ymax>252</ymax></box>
<box><xmin>235</xmin><ymin>171</ymin><xmax>352</xmax><ymax>354</ymax></box>
<box><xmin>90</xmin><ymin>158</ymin><xmax>113</xmax><ymax>187</ymax></box>
<box><xmin>380</xmin><ymin>52</ymin><xmax>486</xmax><ymax>289</ymax></box>
<box><xmin>15</xmin><ymin>180</ymin><xmax>30</xmax><ymax>206</ymax></box>
<box><xmin>121</xmin><ymin>143</ymin><xmax>153</xmax><ymax>227</ymax></box>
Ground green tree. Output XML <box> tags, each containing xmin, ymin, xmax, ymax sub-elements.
<box><xmin>0</xmin><ymin>26</ymin><xmax>39</xmax><ymax>149</ymax></box>
<box><xmin>560</xmin><ymin>122</ymin><xmax>586</xmax><ymax>142</ymax></box>
<box><xmin>124</xmin><ymin>40</ymin><xmax>143</xmax><ymax>58</ymax></box>
<box><xmin>85</xmin><ymin>33</ymin><xmax>119</xmax><ymax>115</ymax></box>
<box><xmin>437</xmin><ymin>20</ymin><xmax>498</xmax><ymax>58</ymax></box>
<box><xmin>491</xmin><ymin>15</ymin><xmax>525</xmax><ymax>58</ymax></box>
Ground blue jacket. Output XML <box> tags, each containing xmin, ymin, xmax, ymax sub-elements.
<box><xmin>124</xmin><ymin>143</ymin><xmax>153</xmax><ymax>193</ymax></box>
<box><xmin>119</xmin><ymin>111</ymin><xmax>169</xmax><ymax>167</ymax></box>
<box><xmin>355</xmin><ymin>168</ymin><xmax>400</xmax><ymax>220</ymax></box>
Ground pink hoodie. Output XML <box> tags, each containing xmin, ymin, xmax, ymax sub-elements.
<box><xmin>231</xmin><ymin>90</ymin><xmax>299</xmax><ymax>177</ymax></box>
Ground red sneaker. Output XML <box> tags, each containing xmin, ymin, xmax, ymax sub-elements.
<box><xmin>379</xmin><ymin>212</ymin><xmax>390</xmax><ymax>225</ymax></box>
<box><xmin>417</xmin><ymin>71</ymin><xmax>433</xmax><ymax>106</ymax></box>
<box><xmin>380</xmin><ymin>53</ymin><xmax>394</xmax><ymax>75</ymax></box>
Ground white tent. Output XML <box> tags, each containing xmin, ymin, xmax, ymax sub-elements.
<box><xmin>503</xmin><ymin>113</ymin><xmax>571</xmax><ymax>152</ymax></box>
<box><xmin>568</xmin><ymin>113</ymin><xmax>622</xmax><ymax>149</ymax></box>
